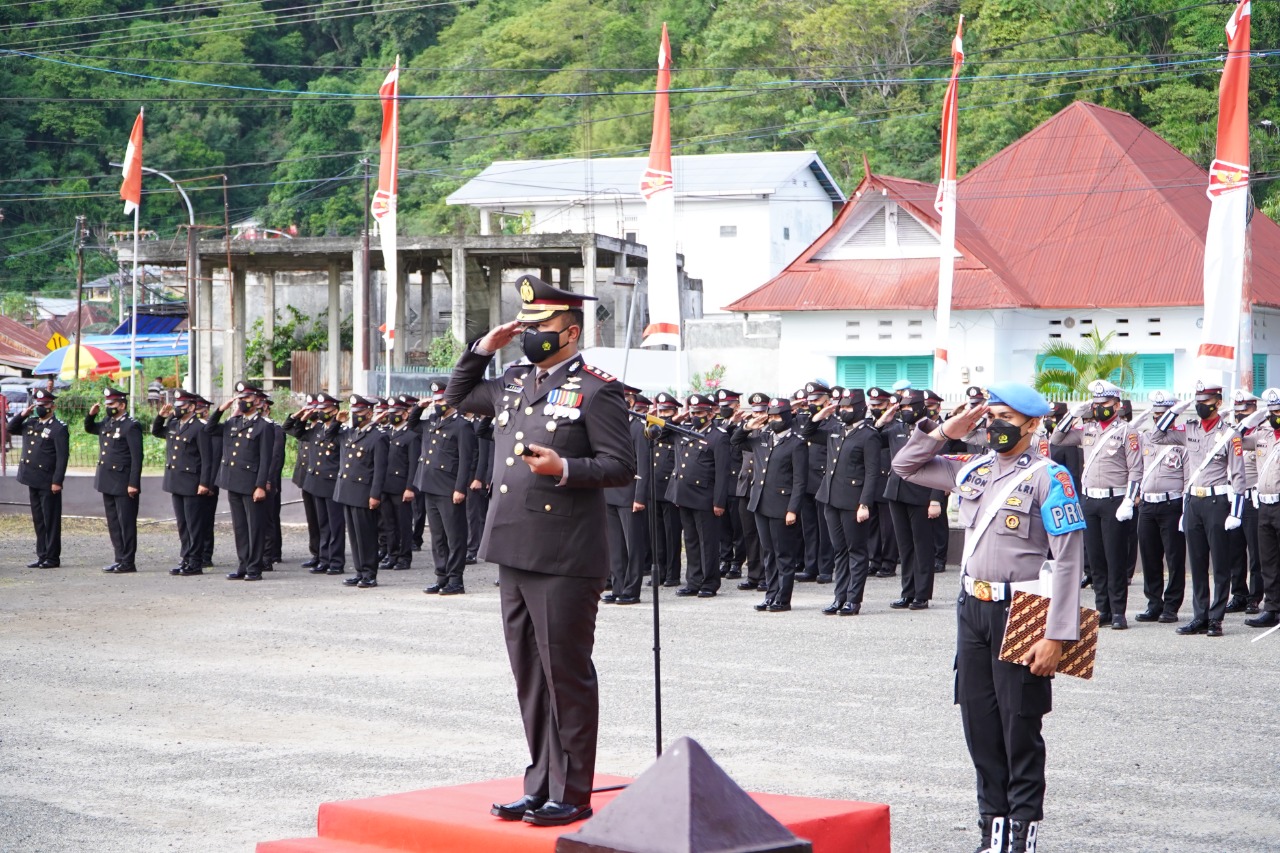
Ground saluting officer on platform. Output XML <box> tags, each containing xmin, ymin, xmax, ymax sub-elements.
<box><xmin>86</xmin><ymin>387</ymin><xmax>143</xmax><ymax>574</ymax></box>
<box><xmin>1135</xmin><ymin>391</ymin><xmax>1187</xmax><ymax>623</ymax></box>
<box><xmin>415</xmin><ymin>382</ymin><xmax>477</xmax><ymax>595</ymax></box>
<box><xmin>205</xmin><ymin>382</ymin><xmax>274</xmax><ymax>582</ymax></box>
<box><xmin>152</xmin><ymin>389</ymin><xmax>214</xmax><ymax>576</ymax></box>
<box><xmin>1151</xmin><ymin>379</ymin><xmax>1248</xmax><ymax>636</ymax></box>
<box><xmin>445</xmin><ymin>273</ymin><xmax>634</xmax><ymax>827</ymax></box>
<box><xmin>8</xmin><ymin>388</ymin><xmax>69</xmax><ymax>569</ymax></box>
<box><xmin>732</xmin><ymin>397</ymin><xmax>807</xmax><ymax>612</ymax></box>
<box><xmin>813</xmin><ymin>388</ymin><xmax>883</xmax><ymax>615</ymax></box>
<box><xmin>333</xmin><ymin>395</ymin><xmax>388</xmax><ymax>589</ymax></box>
<box><xmin>894</xmin><ymin>382</ymin><xmax>1086</xmax><ymax>853</ymax></box>
<box><xmin>381</xmin><ymin>395</ymin><xmax>421</xmax><ymax>572</ymax></box>
<box><xmin>669</xmin><ymin>393</ymin><xmax>730</xmax><ymax>598</ymax></box>
<box><xmin>1050</xmin><ymin>380</ymin><xmax>1142</xmax><ymax>628</ymax></box>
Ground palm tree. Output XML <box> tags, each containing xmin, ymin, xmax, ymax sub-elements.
<box><xmin>1034</xmin><ymin>329</ymin><xmax>1137</xmax><ymax>399</ymax></box>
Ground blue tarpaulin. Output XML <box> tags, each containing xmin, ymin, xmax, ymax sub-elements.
<box><xmin>83</xmin><ymin>333</ymin><xmax>189</xmax><ymax>359</ymax></box>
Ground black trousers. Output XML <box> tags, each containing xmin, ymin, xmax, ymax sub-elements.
<box><xmin>197</xmin><ymin>490</ymin><xmax>218</xmax><ymax>565</ymax></box>
<box><xmin>1254</xmin><ymin>502</ymin><xmax>1280</xmax><ymax>613</ymax></box>
<box><xmin>679</xmin><ymin>505</ymin><xmax>722</xmax><ymax>593</ymax></box>
<box><xmin>1081</xmin><ymin>495</ymin><xmax>1133</xmax><ymax>618</ymax></box>
<box><xmin>171</xmin><ymin>493</ymin><xmax>205</xmax><ymax>566</ymax></box>
<box><xmin>889</xmin><ymin>500</ymin><xmax>935</xmax><ymax>603</ymax></box>
<box><xmin>28</xmin><ymin>485</ymin><xmax>61</xmax><ymax>562</ymax></box>
<box><xmin>227</xmin><ymin>490</ymin><xmax>267</xmax><ymax>576</ymax></box>
<box><xmin>606</xmin><ymin>504</ymin><xmax>643</xmax><ymax>599</ymax></box>
<box><xmin>756</xmin><ymin>513</ymin><xmax>800</xmax><ymax>605</ymax></box>
<box><xmin>932</xmin><ymin>511</ymin><xmax>950</xmax><ymax>571</ymax></box>
<box><xmin>654</xmin><ymin>499</ymin><xmax>683</xmax><ymax>584</ymax></box>
<box><xmin>467</xmin><ymin>486</ymin><xmax>490</xmax><ymax>560</ymax></box>
<box><xmin>301</xmin><ymin>489</ymin><xmax>322</xmax><ymax>561</ymax></box>
<box><xmin>869</xmin><ymin>500</ymin><xmax>898</xmax><ymax>573</ymax></box>
<box><xmin>412</xmin><ymin>491</ymin><xmax>427</xmax><ymax>548</ymax></box>
<box><xmin>736</xmin><ymin>496</ymin><xmax>762</xmax><ymax>582</ymax></box>
<box><xmin>1137</xmin><ymin>498</ymin><xmax>1186</xmax><ymax>615</ymax></box>
<box><xmin>1229</xmin><ymin>500</ymin><xmax>1262</xmax><ymax>602</ymax></box>
<box><xmin>343</xmin><ymin>502</ymin><xmax>379</xmax><ymax>580</ymax></box>
<box><xmin>103</xmin><ymin>492</ymin><xmax>138</xmax><ymax>567</ymax></box>
<box><xmin>956</xmin><ymin>593</ymin><xmax>1053</xmax><ymax>822</ymax></box>
<box><xmin>265</xmin><ymin>486</ymin><xmax>283</xmax><ymax>564</ymax></box>
<box><xmin>798</xmin><ymin>492</ymin><xmax>833</xmax><ymax>576</ymax></box>
<box><xmin>381</xmin><ymin>492</ymin><xmax>415</xmax><ymax>569</ymax></box>
<box><xmin>824</xmin><ymin>503</ymin><xmax>873</xmax><ymax>606</ymax></box>
<box><xmin>717</xmin><ymin>496</ymin><xmax>743</xmax><ymax>569</ymax></box>
<box><xmin>1182</xmin><ymin>494</ymin><xmax>1233</xmax><ymax>622</ymax></box>
<box><xmin>319</xmin><ymin>495</ymin><xmax>346</xmax><ymax>572</ymax></box>
<box><xmin>499</xmin><ymin>565</ymin><xmax>606</xmax><ymax>805</ymax></box>
<box><xmin>425</xmin><ymin>492</ymin><xmax>468</xmax><ymax>585</ymax></box>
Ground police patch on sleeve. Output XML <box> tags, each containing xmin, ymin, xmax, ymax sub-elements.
<box><xmin>1041</xmin><ymin>462</ymin><xmax>1086</xmax><ymax>536</ymax></box>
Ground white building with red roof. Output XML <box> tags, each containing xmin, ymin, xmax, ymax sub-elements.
<box><xmin>723</xmin><ymin>101</ymin><xmax>1280</xmax><ymax>398</ymax></box>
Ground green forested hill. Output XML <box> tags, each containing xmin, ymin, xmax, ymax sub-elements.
<box><xmin>2</xmin><ymin>0</ymin><xmax>1279</xmax><ymax>296</ymax></box>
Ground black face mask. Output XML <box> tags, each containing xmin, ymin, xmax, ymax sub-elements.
<box><xmin>899</xmin><ymin>404</ymin><xmax>925</xmax><ymax>425</ymax></box>
<box><xmin>389</xmin><ymin>413</ymin><xmax>403</xmax><ymax>425</ymax></box>
<box><xmin>986</xmin><ymin>418</ymin><xmax>1026</xmax><ymax>454</ymax></box>
<box><xmin>1269</xmin><ymin>413</ymin><xmax>1280</xmax><ymax>430</ymax></box>
<box><xmin>522</xmin><ymin>326</ymin><xmax>570</xmax><ymax>364</ymax></box>
<box><xmin>837</xmin><ymin>408</ymin><xmax>859</xmax><ymax>425</ymax></box>
<box><xmin>237</xmin><ymin>399</ymin><xmax>254</xmax><ymax>414</ymax></box>
<box><xmin>106</xmin><ymin>404</ymin><xmax>124</xmax><ymax>417</ymax></box>
<box><xmin>690</xmin><ymin>414</ymin><xmax>710</xmax><ymax>429</ymax></box>
<box><xmin>869</xmin><ymin>407</ymin><xmax>885</xmax><ymax>419</ymax></box>
<box><xmin>352</xmin><ymin>413</ymin><xmax>368</xmax><ymax>428</ymax></box>
<box><xmin>320</xmin><ymin>410</ymin><xmax>334</xmax><ymax>421</ymax></box>
<box><xmin>35</xmin><ymin>406</ymin><xmax>50</xmax><ymax>418</ymax></box>
<box><xmin>1195</xmin><ymin>402</ymin><xmax>1218</xmax><ymax>420</ymax></box>
<box><xmin>1092</xmin><ymin>403</ymin><xmax>1115</xmax><ymax>421</ymax></box>
<box><xmin>768</xmin><ymin>418</ymin><xmax>790</xmax><ymax>434</ymax></box>
<box><xmin>718</xmin><ymin>405</ymin><xmax>734</xmax><ymax>420</ymax></box>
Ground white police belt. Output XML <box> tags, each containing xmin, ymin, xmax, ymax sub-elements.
<box><xmin>1084</xmin><ymin>487</ymin><xmax>1125</xmax><ymax>499</ymax></box>
<box><xmin>1259</xmin><ymin>494</ymin><xmax>1280</xmax><ymax>505</ymax></box>
<box><xmin>962</xmin><ymin>574</ymin><xmax>1041</xmax><ymax>603</ymax></box>
<box><xmin>1188</xmin><ymin>485</ymin><xmax>1231</xmax><ymax>498</ymax></box>
<box><xmin>1245</xmin><ymin>488</ymin><xmax>1258</xmax><ymax>500</ymax></box>
<box><xmin>1142</xmin><ymin>491</ymin><xmax>1181</xmax><ymax>504</ymax></box>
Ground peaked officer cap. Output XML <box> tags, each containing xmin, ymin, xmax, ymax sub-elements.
<box><xmin>1194</xmin><ymin>378</ymin><xmax>1224</xmax><ymax>399</ymax></box>
<box><xmin>767</xmin><ymin>397</ymin><xmax>792</xmax><ymax>415</ymax></box>
<box><xmin>686</xmin><ymin>394</ymin><xmax>714</xmax><ymax>408</ymax></box>
<box><xmin>1088</xmin><ymin>379</ymin><xmax>1122</xmax><ymax>400</ymax></box>
<box><xmin>838</xmin><ymin>388</ymin><xmax>866</xmax><ymax>406</ymax></box>
<box><xmin>1262</xmin><ymin>387</ymin><xmax>1280</xmax><ymax>410</ymax></box>
<box><xmin>32</xmin><ymin>388</ymin><xmax>57</xmax><ymax>403</ymax></box>
<box><xmin>653</xmin><ymin>392</ymin><xmax>679</xmax><ymax>408</ymax></box>
<box><xmin>867</xmin><ymin>387</ymin><xmax>893</xmax><ymax>403</ymax></box>
<box><xmin>514</xmin><ymin>274</ymin><xmax>597</xmax><ymax>323</ymax></box>
<box><xmin>746</xmin><ymin>392</ymin><xmax>770</xmax><ymax>411</ymax></box>
<box><xmin>103</xmin><ymin>386</ymin><xmax>128</xmax><ymax>400</ymax></box>
<box><xmin>1147</xmin><ymin>390</ymin><xmax>1175</xmax><ymax>408</ymax></box>
<box><xmin>805</xmin><ymin>381</ymin><xmax>832</xmax><ymax>398</ymax></box>
<box><xmin>348</xmin><ymin>394</ymin><xmax>374</xmax><ymax>409</ymax></box>
<box><xmin>716</xmin><ymin>389</ymin><xmax>741</xmax><ymax>402</ymax></box>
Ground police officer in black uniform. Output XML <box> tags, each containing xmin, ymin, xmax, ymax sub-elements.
<box><xmin>446</xmin><ymin>273</ymin><xmax>634</xmax><ymax>827</ymax></box>
<box><xmin>205</xmin><ymin>382</ymin><xmax>274</xmax><ymax>581</ymax></box>
<box><xmin>924</xmin><ymin>389</ymin><xmax>952</xmax><ymax>574</ymax></box>
<box><xmin>299</xmin><ymin>393</ymin><xmax>346</xmax><ymax>575</ymax></box>
<box><xmin>86</xmin><ymin>387</ymin><xmax>144</xmax><ymax>573</ymax></box>
<box><xmin>416</xmin><ymin>382</ymin><xmax>477</xmax><ymax>594</ymax></box>
<box><xmin>669</xmin><ymin>393</ymin><xmax>730</xmax><ymax>598</ymax></box>
<box><xmin>286</xmin><ymin>395</ymin><xmax>323</xmax><ymax>570</ymax></box>
<box><xmin>795</xmin><ymin>381</ymin><xmax>837</xmax><ymax>583</ymax></box>
<box><xmin>603</xmin><ymin>390</ymin><xmax>650</xmax><ymax>605</ymax></box>
<box><xmin>714</xmin><ymin>389</ymin><xmax>746</xmax><ymax>578</ymax></box>
<box><xmin>380</xmin><ymin>395</ymin><xmax>421</xmax><ymax>571</ymax></box>
<box><xmin>9</xmin><ymin>387</ymin><xmax>69</xmax><ymax>568</ymax></box>
<box><xmin>733</xmin><ymin>397</ymin><xmax>807</xmax><ymax>612</ymax></box>
<box><xmin>866</xmin><ymin>387</ymin><xmax>899</xmax><ymax>577</ymax></box>
<box><xmin>191</xmin><ymin>395</ymin><xmax>220</xmax><ymax>569</ymax></box>
<box><xmin>261</xmin><ymin>396</ymin><xmax>286</xmax><ymax>568</ymax></box>
<box><xmin>733</xmin><ymin>392</ymin><xmax>768</xmax><ymax>592</ymax></box>
<box><xmin>813</xmin><ymin>388</ymin><xmax>883</xmax><ymax>615</ymax></box>
<box><xmin>466</xmin><ymin>414</ymin><xmax>495</xmax><ymax>565</ymax></box>
<box><xmin>877</xmin><ymin>388</ymin><xmax>943</xmax><ymax>609</ymax></box>
<box><xmin>646</xmin><ymin>392</ymin><xmax>684</xmax><ymax>586</ymax></box>
<box><xmin>333</xmin><ymin>395</ymin><xmax>388</xmax><ymax>588</ymax></box>
<box><xmin>151</xmin><ymin>389</ymin><xmax>214</xmax><ymax>576</ymax></box>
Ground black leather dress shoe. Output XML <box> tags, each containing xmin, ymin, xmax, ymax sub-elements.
<box><xmin>377</xmin><ymin>560</ymin><xmax>394</xmax><ymax>571</ymax></box>
<box><xmin>424</xmin><ymin>583</ymin><xmax>443</xmax><ymax>594</ymax></box>
<box><xmin>822</xmin><ymin>602</ymin><xmax>841</xmax><ymax>615</ymax></box>
<box><xmin>889</xmin><ymin>598</ymin><xmax>911</xmax><ymax>609</ymax></box>
<box><xmin>38</xmin><ymin>560</ymin><xmax>59</xmax><ymax>568</ymax></box>
<box><xmin>226</xmin><ymin>572</ymin><xmax>246</xmax><ymax>580</ymax></box>
<box><xmin>1134</xmin><ymin>607</ymin><xmax>1161</xmax><ymax>622</ymax></box>
<box><xmin>358</xmin><ymin>578</ymin><xmax>378</xmax><ymax>588</ymax></box>
<box><xmin>465</xmin><ymin>557</ymin><xmax>478</xmax><ymax>565</ymax></box>
<box><xmin>343</xmin><ymin>577</ymin><xmax>361</xmax><ymax>586</ymax></box>
<box><xmin>1206</xmin><ymin>620</ymin><xmax>1224</xmax><ymax>637</ymax></box>
<box><xmin>1176</xmin><ymin>618</ymin><xmax>1208</xmax><ymax>635</ymax></box>
<box><xmin>392</xmin><ymin>564</ymin><xmax>411</xmax><ymax>571</ymax></box>
<box><xmin>309</xmin><ymin>566</ymin><xmax>329</xmax><ymax>574</ymax></box>
<box><xmin>753</xmin><ymin>600</ymin><xmax>773</xmax><ymax>612</ymax></box>
<box><xmin>875</xmin><ymin>569</ymin><xmax>897</xmax><ymax>578</ymax></box>
<box><xmin>1111</xmin><ymin>615</ymin><xmax>1128</xmax><ymax>630</ymax></box>
<box><xmin>1097</xmin><ymin>613</ymin><xmax>1113</xmax><ymax>625</ymax></box>
<box><xmin>1245</xmin><ymin>610</ymin><xmax>1279</xmax><ymax>628</ymax></box>
<box><xmin>816</xmin><ymin>575</ymin><xmax>833</xmax><ymax>584</ymax></box>
<box><xmin>838</xmin><ymin>602</ymin><xmax>860</xmax><ymax>616</ymax></box>
<box><xmin>326</xmin><ymin>568</ymin><xmax>345</xmax><ymax>575</ymax></box>
<box><xmin>112</xmin><ymin>565</ymin><xmax>136</xmax><ymax>573</ymax></box>
<box><xmin>725</xmin><ymin>569</ymin><xmax>742</xmax><ymax>579</ymax></box>
<box><xmin>27</xmin><ymin>560</ymin><xmax>43</xmax><ymax>568</ymax></box>
<box><xmin>301</xmin><ymin>559</ymin><xmax>320</xmax><ymax>569</ymax></box>
<box><xmin>661</xmin><ymin>580</ymin><xmax>681</xmax><ymax>587</ymax></box>
<box><xmin>1158</xmin><ymin>612</ymin><xmax>1180</xmax><ymax>623</ymax></box>
<box><xmin>909</xmin><ymin>600</ymin><xmax>929</xmax><ymax>610</ymax></box>
<box><xmin>491</xmin><ymin>794</ymin><xmax>546</xmax><ymax>821</ymax></box>
<box><xmin>102</xmin><ymin>563</ymin><xmax>120</xmax><ymax>573</ymax></box>
<box><xmin>523</xmin><ymin>801</ymin><xmax>592</xmax><ymax>827</ymax></box>
<box><xmin>1246</xmin><ymin>600</ymin><xmax>1261</xmax><ymax>615</ymax></box>
<box><xmin>614</xmin><ymin>596</ymin><xmax>641</xmax><ymax>605</ymax></box>
<box><xmin>168</xmin><ymin>563</ymin><xmax>186</xmax><ymax>576</ymax></box>
<box><xmin>601</xmin><ymin>593</ymin><xmax>617</xmax><ymax>604</ymax></box>
<box><xmin>794</xmin><ymin>572</ymin><xmax>817</xmax><ymax>583</ymax></box>
<box><xmin>736</xmin><ymin>580</ymin><xmax>756</xmax><ymax>591</ymax></box>
<box><xmin>767</xmin><ymin>602</ymin><xmax>791</xmax><ymax>612</ymax></box>
<box><xmin>243</xmin><ymin>573</ymin><xmax>263</xmax><ymax>581</ymax></box>
<box><xmin>179</xmin><ymin>566</ymin><xmax>204</xmax><ymax>576</ymax></box>
<box><xmin>674</xmin><ymin>587</ymin><xmax>697</xmax><ymax>597</ymax></box>
<box><xmin>697</xmin><ymin>590</ymin><xmax>716</xmax><ymax>598</ymax></box>
<box><xmin>755</xmin><ymin>581</ymin><xmax>767</xmax><ymax>591</ymax></box>
<box><xmin>439</xmin><ymin>584</ymin><xmax>466</xmax><ymax>595</ymax></box>
<box><xmin>1224</xmin><ymin>597</ymin><xmax>1247</xmax><ymax>614</ymax></box>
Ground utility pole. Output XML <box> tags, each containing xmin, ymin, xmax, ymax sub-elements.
<box><xmin>73</xmin><ymin>215</ymin><xmax>87</xmax><ymax>378</ymax></box>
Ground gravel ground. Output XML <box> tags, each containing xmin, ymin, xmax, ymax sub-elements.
<box><xmin>0</xmin><ymin>515</ymin><xmax>1278</xmax><ymax>852</ymax></box>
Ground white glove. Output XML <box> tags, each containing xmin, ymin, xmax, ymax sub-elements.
<box><xmin>1115</xmin><ymin>499</ymin><xmax>1134</xmax><ymax>522</ymax></box>
<box><xmin>1177</xmin><ymin>514</ymin><xmax>1184</xmax><ymax>532</ymax></box>
<box><xmin>1073</xmin><ymin>401</ymin><xmax>1093</xmax><ymax>418</ymax></box>
<box><xmin>1225</xmin><ymin>515</ymin><xmax>1242</xmax><ymax>531</ymax></box>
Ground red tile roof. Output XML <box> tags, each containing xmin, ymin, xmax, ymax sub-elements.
<box><xmin>727</xmin><ymin>101</ymin><xmax>1280</xmax><ymax>312</ymax></box>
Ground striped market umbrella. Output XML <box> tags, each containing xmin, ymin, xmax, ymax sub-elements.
<box><xmin>34</xmin><ymin>344</ymin><xmax>136</xmax><ymax>379</ymax></box>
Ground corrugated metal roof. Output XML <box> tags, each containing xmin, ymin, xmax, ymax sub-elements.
<box><xmin>0</xmin><ymin>314</ymin><xmax>50</xmax><ymax>356</ymax></box>
<box><xmin>728</xmin><ymin>101</ymin><xmax>1280</xmax><ymax>313</ymax></box>
<box><xmin>446</xmin><ymin>151</ymin><xmax>845</xmax><ymax>205</ymax></box>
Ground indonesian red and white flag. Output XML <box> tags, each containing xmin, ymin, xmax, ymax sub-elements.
<box><xmin>372</xmin><ymin>59</ymin><xmax>400</xmax><ymax>348</ymax></box>
<box><xmin>1199</xmin><ymin>1</ymin><xmax>1251</xmax><ymax>373</ymax></box>
<box><xmin>933</xmin><ymin>16</ymin><xmax>963</xmax><ymax>386</ymax></box>
<box><xmin>120</xmin><ymin>108</ymin><xmax>143</xmax><ymax>216</ymax></box>
<box><xmin>640</xmin><ymin>24</ymin><xmax>680</xmax><ymax>349</ymax></box>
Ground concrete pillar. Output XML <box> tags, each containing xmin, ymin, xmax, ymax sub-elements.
<box><xmin>582</xmin><ymin>240</ymin><xmax>597</xmax><ymax>348</ymax></box>
<box><xmin>451</xmin><ymin>246</ymin><xmax>467</xmax><ymax>345</ymax></box>
<box><xmin>224</xmin><ymin>266</ymin><xmax>246</xmax><ymax>398</ymax></box>
<box><xmin>539</xmin><ymin>265</ymin><xmax>552</xmax><ymax>283</ymax></box>
<box><xmin>197</xmin><ymin>260</ymin><xmax>214</xmax><ymax>398</ymax></box>
<box><xmin>558</xmin><ymin>265</ymin><xmax>572</xmax><ymax>291</ymax></box>
<box><xmin>421</xmin><ymin>264</ymin><xmax>434</xmax><ymax>351</ymax></box>
<box><xmin>327</xmin><ymin>262</ymin><xmax>341</xmax><ymax>396</ymax></box>
<box><xmin>486</xmin><ymin>260</ymin><xmax>503</xmax><ymax>372</ymax></box>
<box><xmin>613</xmin><ymin>252</ymin><xmax>629</xmax><ymax>348</ymax></box>
<box><xmin>352</xmin><ymin>247</ymin><xmax>368</xmax><ymax>395</ymax></box>
<box><xmin>262</xmin><ymin>270</ymin><xmax>275</xmax><ymax>389</ymax></box>
<box><xmin>479</xmin><ymin>209</ymin><xmax>492</xmax><ymax>236</ymax></box>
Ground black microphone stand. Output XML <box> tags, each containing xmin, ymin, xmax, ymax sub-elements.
<box><xmin>646</xmin><ymin>424</ymin><xmax>663</xmax><ymax>759</ymax></box>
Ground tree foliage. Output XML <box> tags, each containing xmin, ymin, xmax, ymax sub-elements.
<box><xmin>1034</xmin><ymin>329</ymin><xmax>1137</xmax><ymax>398</ymax></box>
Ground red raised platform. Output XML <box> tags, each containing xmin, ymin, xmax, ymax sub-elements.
<box><xmin>257</xmin><ymin>775</ymin><xmax>890</xmax><ymax>853</ymax></box>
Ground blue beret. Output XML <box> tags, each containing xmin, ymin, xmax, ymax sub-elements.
<box><xmin>986</xmin><ymin>382</ymin><xmax>1051</xmax><ymax>417</ymax></box>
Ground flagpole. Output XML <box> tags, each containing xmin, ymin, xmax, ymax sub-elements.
<box><xmin>129</xmin><ymin>205</ymin><xmax>139</xmax><ymax>417</ymax></box>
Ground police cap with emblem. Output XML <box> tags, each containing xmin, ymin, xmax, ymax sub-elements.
<box><xmin>767</xmin><ymin>397</ymin><xmax>792</xmax><ymax>415</ymax></box>
<box><xmin>966</xmin><ymin>385</ymin><xmax>986</xmax><ymax>404</ymax></box>
<box><xmin>985</xmin><ymin>382</ymin><xmax>1051</xmax><ymax>418</ymax></box>
<box><xmin>314</xmin><ymin>392</ymin><xmax>340</xmax><ymax>407</ymax></box>
<box><xmin>395</xmin><ymin>394</ymin><xmax>418</xmax><ymax>408</ymax></box>
<box><xmin>716</xmin><ymin>389</ymin><xmax>741</xmax><ymax>403</ymax></box>
<box><xmin>653</xmin><ymin>392</ymin><xmax>679</xmax><ymax>410</ymax></box>
<box><xmin>514</xmin><ymin>273</ymin><xmax>597</xmax><ymax>323</ymax></box>
<box><xmin>1147</xmin><ymin>390</ymin><xmax>1176</xmax><ymax>409</ymax></box>
<box><xmin>1194</xmin><ymin>378</ymin><xmax>1225</xmax><ymax>400</ymax></box>
<box><xmin>867</xmin><ymin>387</ymin><xmax>892</xmax><ymax>404</ymax></box>
<box><xmin>348</xmin><ymin>394</ymin><xmax>374</xmax><ymax>409</ymax></box>
<box><xmin>805</xmin><ymin>381</ymin><xmax>831</xmax><ymax>400</ymax></box>
<box><xmin>1233</xmin><ymin>389</ymin><xmax>1258</xmax><ymax>411</ymax></box>
<box><xmin>1088</xmin><ymin>379</ymin><xmax>1122</xmax><ymax>401</ymax></box>
<box><xmin>235</xmin><ymin>380</ymin><xmax>265</xmax><ymax>397</ymax></box>
<box><xmin>1262</xmin><ymin>387</ymin><xmax>1280</xmax><ymax>410</ymax></box>
<box><xmin>686</xmin><ymin>394</ymin><xmax>714</xmax><ymax>410</ymax></box>
<box><xmin>633</xmin><ymin>393</ymin><xmax>652</xmax><ymax>407</ymax></box>
<box><xmin>175</xmin><ymin>388</ymin><xmax>200</xmax><ymax>404</ymax></box>
<box><xmin>747</xmin><ymin>392</ymin><xmax>770</xmax><ymax>412</ymax></box>
<box><xmin>103</xmin><ymin>386</ymin><xmax>128</xmax><ymax>401</ymax></box>
<box><xmin>923</xmin><ymin>389</ymin><xmax>944</xmax><ymax>405</ymax></box>
<box><xmin>429</xmin><ymin>381</ymin><xmax>446</xmax><ymax>401</ymax></box>
<box><xmin>839</xmin><ymin>388</ymin><xmax>866</xmax><ymax>407</ymax></box>
<box><xmin>32</xmin><ymin>388</ymin><xmax>57</xmax><ymax>403</ymax></box>
<box><xmin>622</xmin><ymin>383</ymin><xmax>643</xmax><ymax>395</ymax></box>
